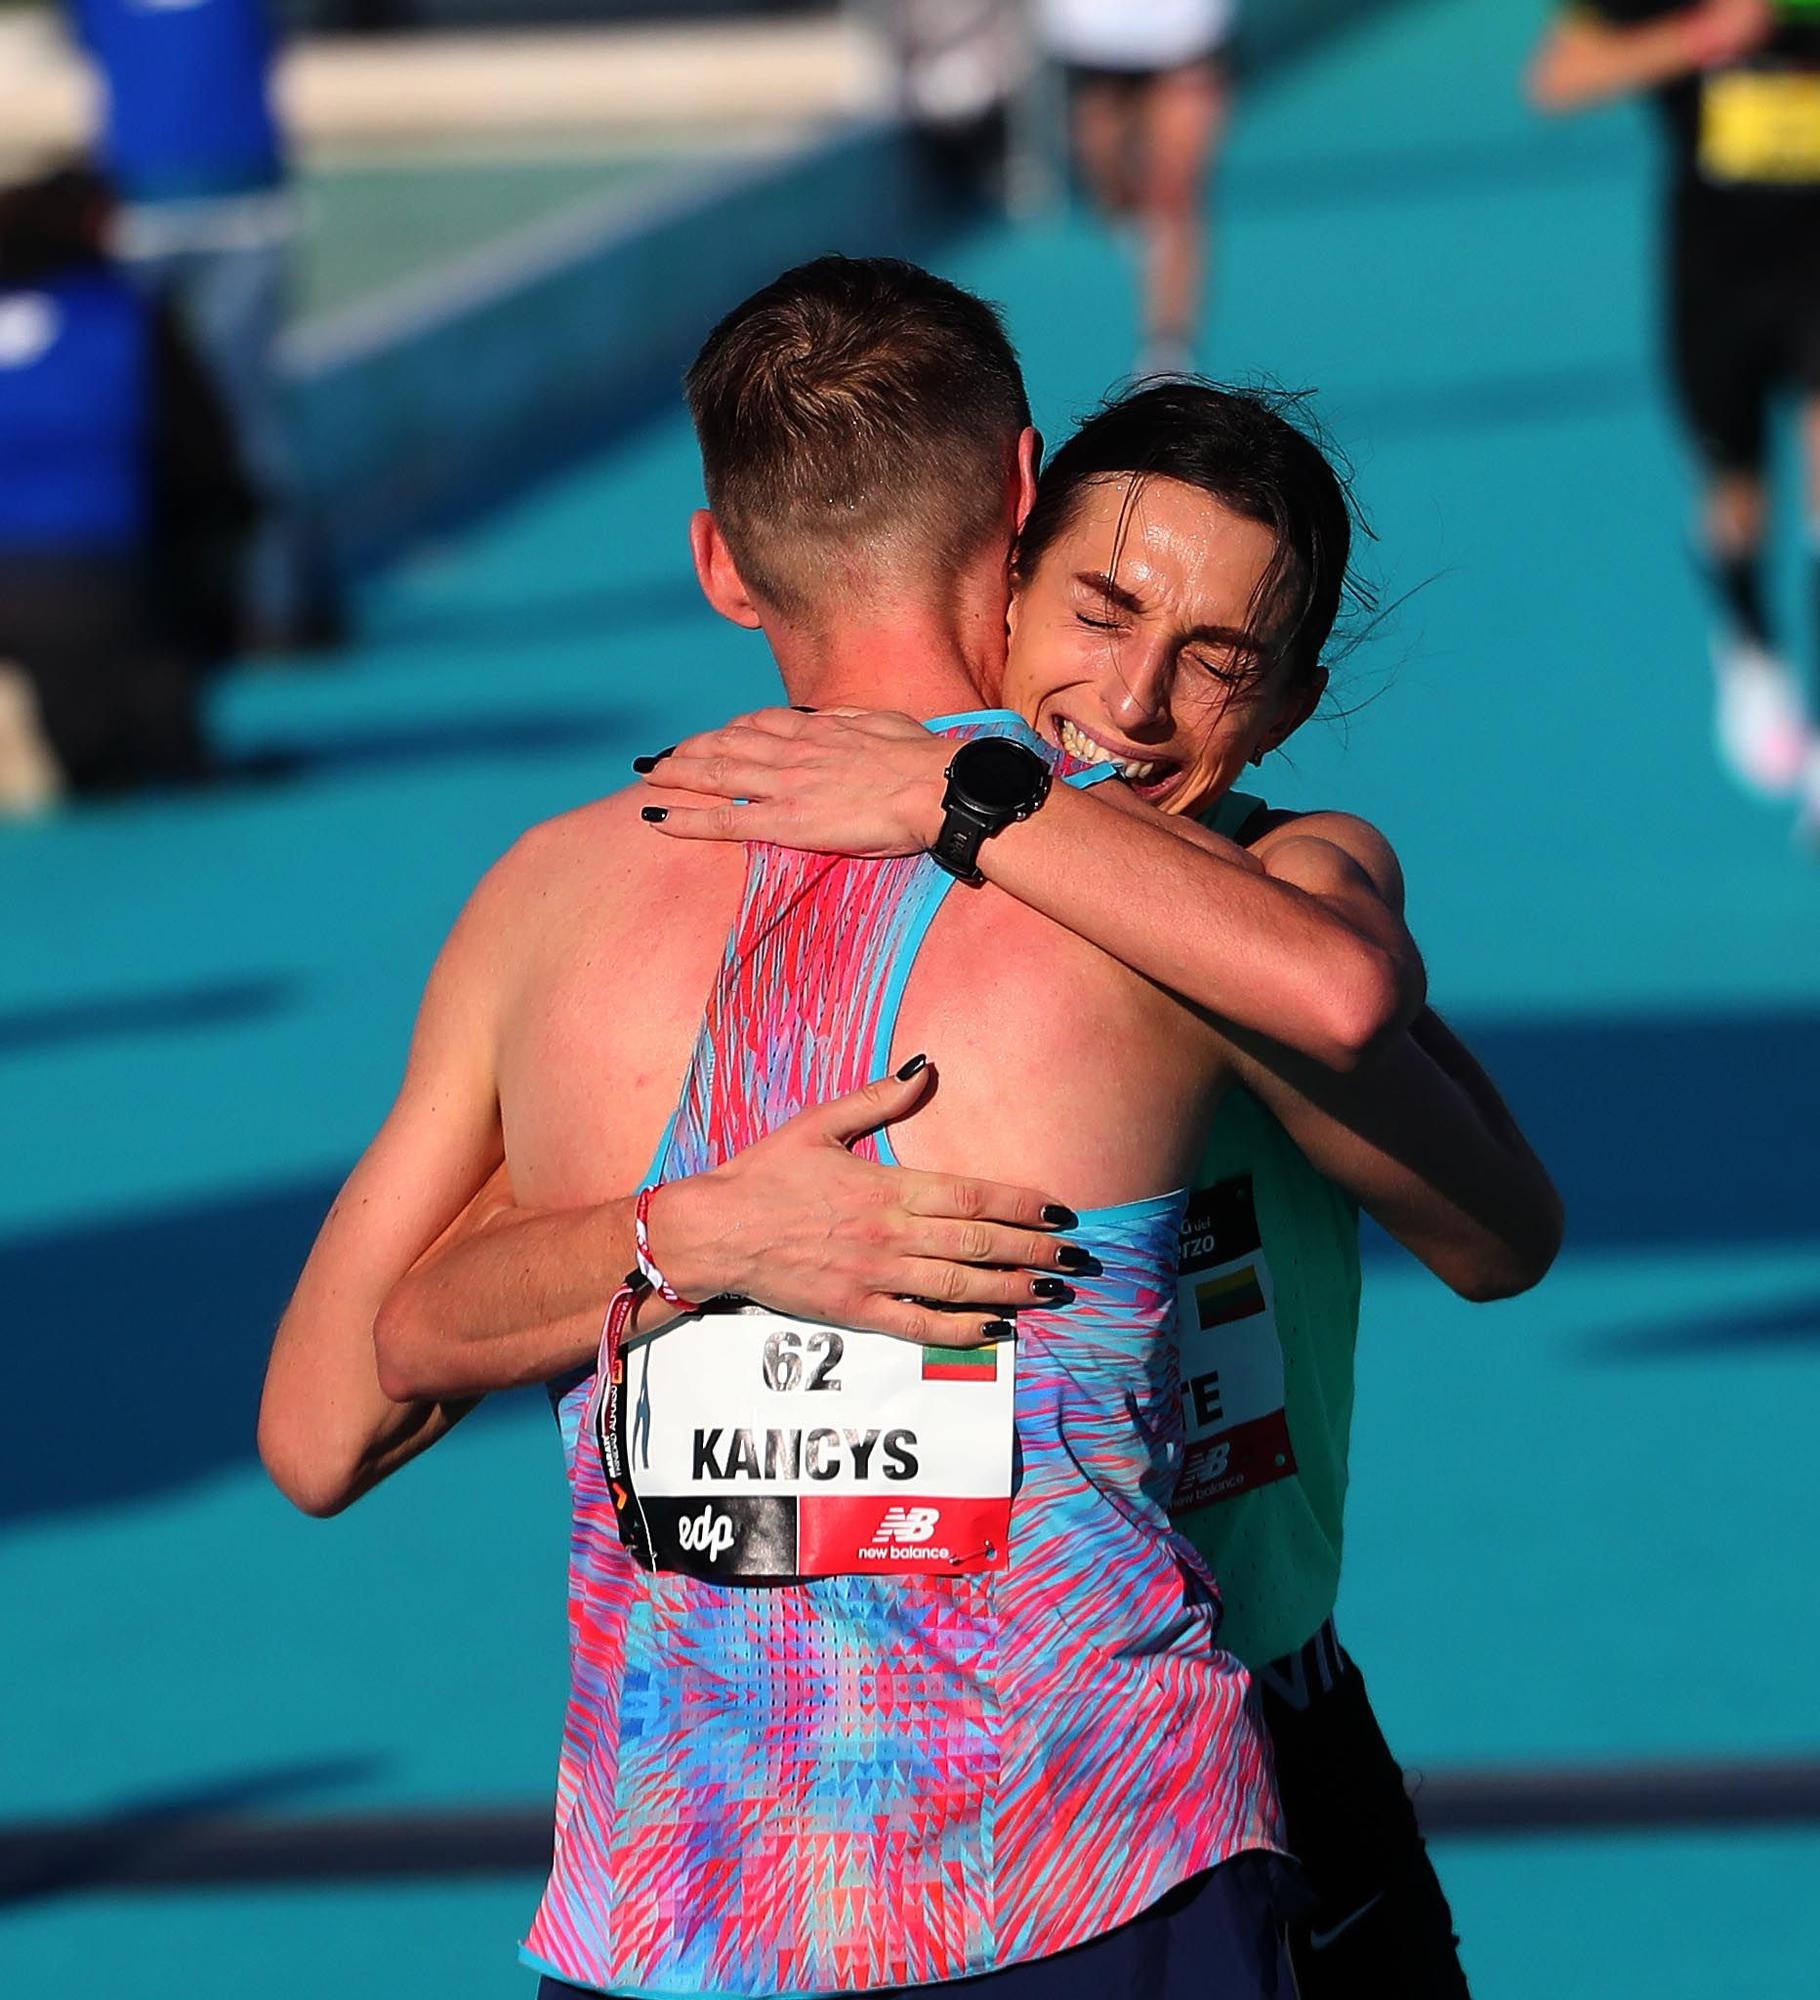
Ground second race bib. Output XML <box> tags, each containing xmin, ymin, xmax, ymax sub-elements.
<box><xmin>1700</xmin><ymin>69</ymin><xmax>1820</xmax><ymax>184</ymax></box>
<box><xmin>1172</xmin><ymin>1176</ymin><xmax>1297</xmax><ymax>1510</ymax></box>
<box><xmin>600</xmin><ymin>1306</ymin><xmax>1015</xmax><ymax>1581</ymax></box>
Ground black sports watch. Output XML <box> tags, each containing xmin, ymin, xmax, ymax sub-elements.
<box><xmin>930</xmin><ymin>736</ymin><xmax>1053</xmax><ymax>884</ymax></box>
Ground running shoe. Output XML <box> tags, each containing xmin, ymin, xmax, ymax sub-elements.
<box><xmin>1712</xmin><ymin>635</ymin><xmax>1809</xmax><ymax>798</ymax></box>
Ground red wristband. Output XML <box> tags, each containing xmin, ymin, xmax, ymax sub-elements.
<box><xmin>634</xmin><ymin>1184</ymin><xmax>700</xmax><ymax>1312</ymax></box>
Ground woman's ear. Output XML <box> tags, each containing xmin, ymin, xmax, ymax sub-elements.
<box><xmin>690</xmin><ymin>510</ymin><xmax>764</xmax><ymax>629</ymax></box>
<box><xmin>1259</xmin><ymin>665</ymin><xmax>1328</xmax><ymax>757</ymax></box>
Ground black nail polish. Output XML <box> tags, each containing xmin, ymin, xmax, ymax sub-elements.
<box><xmin>895</xmin><ymin>1052</ymin><xmax>928</xmax><ymax>1080</ymax></box>
<box><xmin>641</xmin><ymin>806</ymin><xmax>668</xmax><ymax>823</ymax></box>
<box><xmin>791</xmin><ymin>704</ymin><xmax>817</xmax><ymax>713</ymax></box>
<box><xmin>1054</xmin><ymin>1243</ymin><xmax>1093</xmax><ymax>1272</ymax></box>
<box><xmin>631</xmin><ymin>746</ymin><xmax>677</xmax><ymax>774</ymax></box>
<box><xmin>1030</xmin><ymin>1277</ymin><xmax>1073</xmax><ymax>1303</ymax></box>
<box><xmin>1041</xmin><ymin>1204</ymin><xmax>1078</xmax><ymax>1229</ymax></box>
<box><xmin>982</xmin><ymin>1319</ymin><xmax>1016</xmax><ymax>1342</ymax></box>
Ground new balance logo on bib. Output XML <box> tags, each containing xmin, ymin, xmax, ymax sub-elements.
<box><xmin>597</xmin><ymin>1304</ymin><xmax>1016</xmax><ymax>1579</ymax></box>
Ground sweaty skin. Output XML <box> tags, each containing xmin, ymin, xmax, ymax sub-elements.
<box><xmin>647</xmin><ymin>472</ymin><xmax>1560</xmax><ymax>1302</ymax></box>
<box><xmin>262</xmin><ymin>446</ymin><xmax>1408</xmax><ymax>1512</ymax></box>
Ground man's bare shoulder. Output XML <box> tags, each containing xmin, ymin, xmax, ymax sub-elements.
<box><xmin>1251</xmin><ymin>807</ymin><xmax>1406</xmax><ymax>911</ymax></box>
<box><xmin>480</xmin><ymin>785</ymin><xmax>709</xmax><ymax>914</ymax></box>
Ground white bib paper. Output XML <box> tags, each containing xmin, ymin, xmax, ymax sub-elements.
<box><xmin>1172</xmin><ymin>1177</ymin><xmax>1297</xmax><ymax>1511</ymax></box>
<box><xmin>603</xmin><ymin>1306</ymin><xmax>1017</xmax><ymax>1580</ymax></box>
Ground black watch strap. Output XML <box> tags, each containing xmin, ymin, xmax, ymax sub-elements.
<box><xmin>930</xmin><ymin>738</ymin><xmax>1053</xmax><ymax>883</ymax></box>
<box><xmin>930</xmin><ymin>800</ymin><xmax>998</xmax><ymax>884</ymax></box>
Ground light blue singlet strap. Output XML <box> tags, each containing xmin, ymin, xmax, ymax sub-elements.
<box><xmin>870</xmin><ymin>711</ymin><xmax>1117</xmax><ymax>1169</ymax></box>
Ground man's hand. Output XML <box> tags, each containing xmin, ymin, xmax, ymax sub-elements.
<box><xmin>639</xmin><ymin>708</ymin><xmax>950</xmax><ymax>855</ymax></box>
<box><xmin>653</xmin><ymin>1058</ymin><xmax>1086</xmax><ymax>1347</ymax></box>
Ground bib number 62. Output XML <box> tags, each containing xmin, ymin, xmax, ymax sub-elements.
<box><xmin>762</xmin><ymin>1326</ymin><xmax>844</xmax><ymax>1392</ymax></box>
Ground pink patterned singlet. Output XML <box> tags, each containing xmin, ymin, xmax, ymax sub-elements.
<box><xmin>524</xmin><ymin>713</ymin><xmax>1280</xmax><ymax>1997</ymax></box>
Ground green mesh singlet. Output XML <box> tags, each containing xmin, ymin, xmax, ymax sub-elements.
<box><xmin>1169</xmin><ymin>792</ymin><xmax>1363</xmax><ymax>1669</ymax></box>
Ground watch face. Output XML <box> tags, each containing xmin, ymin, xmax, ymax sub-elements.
<box><xmin>954</xmin><ymin>736</ymin><xmax>1047</xmax><ymax>813</ymax></box>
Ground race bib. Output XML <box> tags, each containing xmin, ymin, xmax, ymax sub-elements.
<box><xmin>1700</xmin><ymin>70</ymin><xmax>1820</xmax><ymax>184</ymax></box>
<box><xmin>598</xmin><ymin>1306</ymin><xmax>1016</xmax><ymax>1581</ymax></box>
<box><xmin>1171</xmin><ymin>1177</ymin><xmax>1296</xmax><ymax>1511</ymax></box>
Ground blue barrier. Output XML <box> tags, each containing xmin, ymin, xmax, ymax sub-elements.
<box><xmin>288</xmin><ymin>120</ymin><xmax>961</xmax><ymax>573</ymax></box>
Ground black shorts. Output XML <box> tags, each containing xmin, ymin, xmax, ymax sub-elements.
<box><xmin>1668</xmin><ymin>222</ymin><xmax>1820</xmax><ymax>475</ymax></box>
<box><xmin>1257</xmin><ymin>1620</ymin><xmax>1471</xmax><ymax>1999</ymax></box>
<box><xmin>536</xmin><ymin>1850</ymin><xmax>1306</xmax><ymax>2000</ymax></box>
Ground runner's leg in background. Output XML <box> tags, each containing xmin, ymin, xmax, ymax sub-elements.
<box><xmin>1070</xmin><ymin>71</ymin><xmax>1142</xmax><ymax>219</ymax></box>
<box><xmin>1670</xmin><ymin>263</ymin><xmax>1809</xmax><ymax>796</ymax></box>
<box><xmin>1133</xmin><ymin>57</ymin><xmax>1227</xmax><ymax>375</ymax></box>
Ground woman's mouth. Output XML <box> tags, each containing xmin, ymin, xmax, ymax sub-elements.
<box><xmin>1055</xmin><ymin>716</ymin><xmax>1177</xmax><ymax>793</ymax></box>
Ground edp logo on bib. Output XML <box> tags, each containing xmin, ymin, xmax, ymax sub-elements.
<box><xmin>676</xmin><ymin>1505</ymin><xmax>737</xmax><ymax>1561</ymax></box>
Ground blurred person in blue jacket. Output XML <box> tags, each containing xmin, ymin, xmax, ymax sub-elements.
<box><xmin>70</xmin><ymin>0</ymin><xmax>337</xmax><ymax>650</ymax></box>
<box><xmin>0</xmin><ymin>167</ymin><xmax>254</xmax><ymax>813</ymax></box>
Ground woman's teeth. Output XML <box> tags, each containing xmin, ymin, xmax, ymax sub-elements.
<box><xmin>1059</xmin><ymin>717</ymin><xmax>1162</xmax><ymax>783</ymax></box>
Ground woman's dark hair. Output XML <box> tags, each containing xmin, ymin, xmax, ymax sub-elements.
<box><xmin>1016</xmin><ymin>381</ymin><xmax>1367</xmax><ymax>695</ymax></box>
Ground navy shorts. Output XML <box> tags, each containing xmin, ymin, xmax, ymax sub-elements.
<box><xmin>536</xmin><ymin>1850</ymin><xmax>1304</xmax><ymax>2000</ymax></box>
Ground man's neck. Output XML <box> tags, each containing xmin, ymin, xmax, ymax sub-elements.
<box><xmin>772</xmin><ymin>588</ymin><xmax>1006</xmax><ymax>721</ymax></box>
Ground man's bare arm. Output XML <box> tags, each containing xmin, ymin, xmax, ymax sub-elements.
<box><xmin>257</xmin><ymin>859</ymin><xmax>515</xmax><ymax>1515</ymax></box>
<box><xmin>635</xmin><ymin>710</ymin><xmax>1562</xmax><ymax>1303</ymax></box>
<box><xmin>374</xmin><ymin>1063</ymin><xmax>1089</xmax><ymax>1402</ymax></box>
<box><xmin>1231</xmin><ymin>1009</ymin><xmax>1563</xmax><ymax>1301</ymax></box>
<box><xmin>647</xmin><ymin>710</ymin><xmax>1424</xmax><ymax>1071</ymax></box>
<box><xmin>1222</xmin><ymin>814</ymin><xmax>1562</xmax><ymax>1300</ymax></box>
<box><xmin>979</xmin><ymin>781</ymin><xmax>1422</xmax><ymax>1070</ymax></box>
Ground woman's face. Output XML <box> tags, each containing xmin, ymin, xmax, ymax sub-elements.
<box><xmin>1002</xmin><ymin>475</ymin><xmax>1323</xmax><ymax>817</ymax></box>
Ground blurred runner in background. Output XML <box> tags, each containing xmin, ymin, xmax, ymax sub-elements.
<box><xmin>1039</xmin><ymin>0</ymin><xmax>1235</xmax><ymax>375</ymax></box>
<box><xmin>70</xmin><ymin>0</ymin><xmax>338</xmax><ymax>652</ymax></box>
<box><xmin>1530</xmin><ymin>0</ymin><xmax>1820</xmax><ymax>838</ymax></box>
<box><xmin>888</xmin><ymin>1</ymin><xmax>1030</xmax><ymax>137</ymax></box>
<box><xmin>0</xmin><ymin>167</ymin><xmax>251</xmax><ymax>810</ymax></box>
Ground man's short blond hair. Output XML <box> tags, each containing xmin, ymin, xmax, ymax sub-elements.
<box><xmin>684</xmin><ymin>256</ymin><xmax>1030</xmax><ymax>619</ymax></box>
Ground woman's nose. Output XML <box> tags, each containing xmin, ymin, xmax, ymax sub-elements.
<box><xmin>1107</xmin><ymin>652</ymin><xmax>1171</xmax><ymax>731</ymax></box>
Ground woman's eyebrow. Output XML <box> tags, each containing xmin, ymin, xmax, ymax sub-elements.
<box><xmin>1075</xmin><ymin>570</ymin><xmax>1145</xmax><ymax>613</ymax></box>
<box><xmin>1184</xmin><ymin>621</ymin><xmax>1265</xmax><ymax>654</ymax></box>
<box><xmin>1077</xmin><ymin>570</ymin><xmax>1264</xmax><ymax>653</ymax></box>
